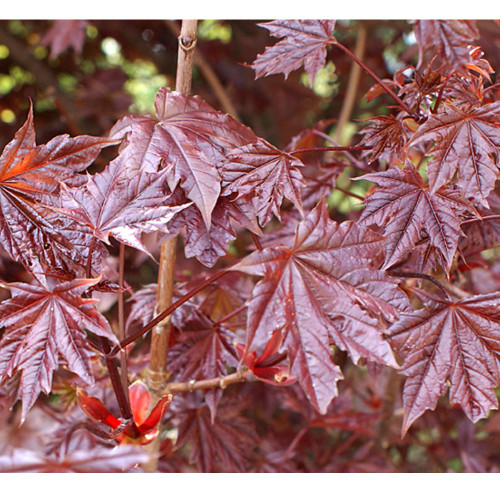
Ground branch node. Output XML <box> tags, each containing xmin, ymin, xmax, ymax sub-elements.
<box><xmin>187</xmin><ymin>379</ymin><xmax>197</xmax><ymax>392</ymax></box>
<box><xmin>178</xmin><ymin>36</ymin><xmax>197</xmax><ymax>52</ymax></box>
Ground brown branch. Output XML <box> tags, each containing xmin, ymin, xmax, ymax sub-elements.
<box><xmin>334</xmin><ymin>23</ymin><xmax>367</xmax><ymax>143</ymax></box>
<box><xmin>388</xmin><ymin>270</ymin><xmax>451</xmax><ymax>300</ymax></box>
<box><xmin>110</xmin><ymin>268</ymin><xmax>230</xmax><ymax>357</ymax></box>
<box><xmin>144</xmin><ymin>22</ymin><xmax>198</xmax><ymax>472</ymax></box>
<box><xmin>165</xmin><ymin>20</ymin><xmax>240</xmax><ymax>119</ymax></box>
<box><xmin>147</xmin><ymin>18</ymin><xmax>198</xmax><ymax>393</ymax></box>
<box><xmin>162</xmin><ymin>368</ymin><xmax>249</xmax><ymax>396</ymax></box>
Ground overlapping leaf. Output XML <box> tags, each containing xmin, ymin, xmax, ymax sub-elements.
<box><xmin>233</xmin><ymin>201</ymin><xmax>407</xmax><ymax>414</ymax></box>
<box><xmin>252</xmin><ymin>20</ymin><xmax>336</xmax><ymax>85</ymax></box>
<box><xmin>388</xmin><ymin>290</ymin><xmax>500</xmax><ymax>435</ymax></box>
<box><xmin>359</xmin><ymin>115</ymin><xmax>409</xmax><ymax>164</ymax></box>
<box><xmin>221</xmin><ymin>138</ymin><xmax>305</xmax><ymax>226</ymax></box>
<box><xmin>168</xmin><ymin>310</ymin><xmax>238</xmax><ymax>418</ymax></box>
<box><xmin>358</xmin><ymin>163</ymin><xmax>474</xmax><ymax>271</ymax></box>
<box><xmin>409</xmin><ymin>102</ymin><xmax>500</xmax><ymax>206</ymax></box>
<box><xmin>110</xmin><ymin>88</ymin><xmax>258</xmax><ymax>228</ymax></box>
<box><xmin>413</xmin><ymin>20</ymin><xmax>479</xmax><ymax>74</ymax></box>
<box><xmin>57</xmin><ymin>158</ymin><xmax>189</xmax><ymax>255</ymax></box>
<box><xmin>175</xmin><ymin>396</ymin><xmax>258</xmax><ymax>472</ymax></box>
<box><xmin>0</xmin><ymin>106</ymin><xmax>118</xmax><ymax>277</ymax></box>
<box><xmin>0</xmin><ymin>277</ymin><xmax>116</xmax><ymax>420</ymax></box>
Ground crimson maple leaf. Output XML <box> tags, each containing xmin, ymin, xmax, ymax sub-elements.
<box><xmin>110</xmin><ymin>88</ymin><xmax>257</xmax><ymax>228</ymax></box>
<box><xmin>358</xmin><ymin>162</ymin><xmax>474</xmax><ymax>272</ymax></box>
<box><xmin>0</xmin><ymin>106</ymin><xmax>118</xmax><ymax>278</ymax></box>
<box><xmin>174</xmin><ymin>395</ymin><xmax>258</xmax><ymax>472</ymax></box>
<box><xmin>409</xmin><ymin>102</ymin><xmax>500</xmax><ymax>206</ymax></box>
<box><xmin>220</xmin><ymin>138</ymin><xmax>305</xmax><ymax>226</ymax></box>
<box><xmin>0</xmin><ymin>277</ymin><xmax>116</xmax><ymax>420</ymax></box>
<box><xmin>56</xmin><ymin>158</ymin><xmax>189</xmax><ymax>257</ymax></box>
<box><xmin>233</xmin><ymin>201</ymin><xmax>407</xmax><ymax>414</ymax></box>
<box><xmin>252</xmin><ymin>20</ymin><xmax>336</xmax><ymax>86</ymax></box>
<box><xmin>413</xmin><ymin>20</ymin><xmax>479</xmax><ymax>75</ymax></box>
<box><xmin>388</xmin><ymin>289</ymin><xmax>500</xmax><ymax>435</ymax></box>
<box><xmin>359</xmin><ymin>115</ymin><xmax>409</xmax><ymax>164</ymax></box>
<box><xmin>168</xmin><ymin>309</ymin><xmax>238</xmax><ymax>419</ymax></box>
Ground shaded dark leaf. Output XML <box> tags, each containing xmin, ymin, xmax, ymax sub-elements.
<box><xmin>175</xmin><ymin>396</ymin><xmax>257</xmax><ymax>472</ymax></box>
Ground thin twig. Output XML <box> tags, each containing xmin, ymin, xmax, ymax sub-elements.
<box><xmin>162</xmin><ymin>368</ymin><xmax>248</xmax><ymax>396</ymax></box>
<box><xmin>117</xmin><ymin>242</ymin><xmax>129</xmax><ymax>403</ymax></box>
<box><xmin>388</xmin><ymin>270</ymin><xmax>451</xmax><ymax>300</ymax></box>
<box><xmin>333</xmin><ymin>186</ymin><xmax>365</xmax><ymax>201</ymax></box>
<box><xmin>333</xmin><ymin>40</ymin><xmax>415</xmax><ymax>118</ymax></box>
<box><xmin>288</xmin><ymin>145</ymin><xmax>370</xmax><ymax>156</ymax></box>
<box><xmin>85</xmin><ymin>239</ymin><xmax>133</xmax><ymax>422</ymax></box>
<box><xmin>110</xmin><ymin>268</ymin><xmax>230</xmax><ymax>357</ymax></box>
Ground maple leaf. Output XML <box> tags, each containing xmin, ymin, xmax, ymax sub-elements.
<box><xmin>252</xmin><ymin>20</ymin><xmax>336</xmax><ymax>86</ymax></box>
<box><xmin>233</xmin><ymin>201</ymin><xmax>407</xmax><ymax>414</ymax></box>
<box><xmin>0</xmin><ymin>277</ymin><xmax>116</xmax><ymax>420</ymax></box>
<box><xmin>358</xmin><ymin>162</ymin><xmax>474</xmax><ymax>272</ymax></box>
<box><xmin>168</xmin><ymin>309</ymin><xmax>238</xmax><ymax>418</ymax></box>
<box><xmin>56</xmin><ymin>158</ymin><xmax>189</xmax><ymax>256</ymax></box>
<box><xmin>110</xmin><ymin>88</ymin><xmax>257</xmax><ymax>228</ymax></box>
<box><xmin>409</xmin><ymin>102</ymin><xmax>500</xmax><ymax>206</ymax></box>
<box><xmin>0</xmin><ymin>445</ymin><xmax>147</xmax><ymax>472</ymax></box>
<box><xmin>174</xmin><ymin>396</ymin><xmax>258</xmax><ymax>472</ymax></box>
<box><xmin>359</xmin><ymin>115</ymin><xmax>409</xmax><ymax>164</ymax></box>
<box><xmin>41</xmin><ymin>20</ymin><xmax>89</xmax><ymax>60</ymax></box>
<box><xmin>0</xmin><ymin>106</ymin><xmax>118</xmax><ymax>278</ymax></box>
<box><xmin>413</xmin><ymin>20</ymin><xmax>479</xmax><ymax>75</ymax></box>
<box><xmin>388</xmin><ymin>289</ymin><xmax>500</xmax><ymax>435</ymax></box>
<box><xmin>220</xmin><ymin>138</ymin><xmax>305</xmax><ymax>226</ymax></box>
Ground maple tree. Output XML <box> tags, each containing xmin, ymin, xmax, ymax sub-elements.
<box><xmin>2</xmin><ymin>18</ymin><xmax>500</xmax><ymax>474</ymax></box>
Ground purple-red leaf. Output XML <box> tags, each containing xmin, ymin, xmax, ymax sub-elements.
<box><xmin>252</xmin><ymin>20</ymin><xmax>336</xmax><ymax>86</ymax></box>
<box><xmin>233</xmin><ymin>201</ymin><xmax>407</xmax><ymax>413</ymax></box>
<box><xmin>57</xmin><ymin>159</ymin><xmax>189</xmax><ymax>255</ymax></box>
<box><xmin>221</xmin><ymin>138</ymin><xmax>305</xmax><ymax>226</ymax></box>
<box><xmin>359</xmin><ymin>163</ymin><xmax>474</xmax><ymax>271</ymax></box>
<box><xmin>413</xmin><ymin>20</ymin><xmax>479</xmax><ymax>75</ymax></box>
<box><xmin>409</xmin><ymin>102</ymin><xmax>500</xmax><ymax>206</ymax></box>
<box><xmin>175</xmin><ymin>396</ymin><xmax>257</xmax><ymax>472</ymax></box>
<box><xmin>110</xmin><ymin>88</ymin><xmax>257</xmax><ymax>228</ymax></box>
<box><xmin>0</xmin><ymin>277</ymin><xmax>115</xmax><ymax>420</ymax></box>
<box><xmin>168</xmin><ymin>309</ymin><xmax>238</xmax><ymax>419</ymax></box>
<box><xmin>0</xmin><ymin>106</ymin><xmax>118</xmax><ymax>277</ymax></box>
<box><xmin>389</xmin><ymin>290</ymin><xmax>500</xmax><ymax>435</ymax></box>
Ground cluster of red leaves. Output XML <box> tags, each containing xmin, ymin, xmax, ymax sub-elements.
<box><xmin>2</xmin><ymin>18</ymin><xmax>500</xmax><ymax>473</ymax></box>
